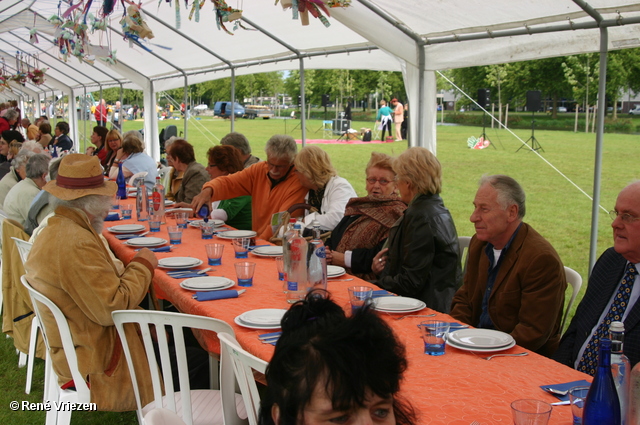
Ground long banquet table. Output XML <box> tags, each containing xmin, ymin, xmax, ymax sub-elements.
<box><xmin>105</xmin><ymin>212</ymin><xmax>590</xmax><ymax>425</ymax></box>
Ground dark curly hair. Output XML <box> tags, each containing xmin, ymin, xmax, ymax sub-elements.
<box><xmin>259</xmin><ymin>291</ymin><xmax>416</xmax><ymax>425</ymax></box>
<box><xmin>206</xmin><ymin>145</ymin><xmax>243</xmax><ymax>174</ymax></box>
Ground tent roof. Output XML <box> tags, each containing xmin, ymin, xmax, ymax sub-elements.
<box><xmin>1</xmin><ymin>0</ymin><xmax>640</xmax><ymax>95</ymax></box>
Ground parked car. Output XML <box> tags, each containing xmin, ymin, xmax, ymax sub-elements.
<box><xmin>193</xmin><ymin>104</ymin><xmax>208</xmax><ymax>111</ymax></box>
<box><xmin>213</xmin><ymin>101</ymin><xmax>245</xmax><ymax>118</ymax></box>
<box><xmin>557</xmin><ymin>106</ymin><xmax>567</xmax><ymax>113</ymax></box>
<box><xmin>629</xmin><ymin>106</ymin><xmax>640</xmax><ymax>115</ymax></box>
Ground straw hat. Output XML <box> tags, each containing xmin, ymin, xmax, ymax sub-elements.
<box><xmin>44</xmin><ymin>154</ymin><xmax>116</xmax><ymax>200</ymax></box>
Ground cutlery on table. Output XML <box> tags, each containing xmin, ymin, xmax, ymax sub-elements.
<box><xmin>329</xmin><ymin>278</ymin><xmax>353</xmax><ymax>281</ymax></box>
<box><xmin>259</xmin><ymin>331</ymin><xmax>282</xmax><ymax>343</ymax></box>
<box><xmin>551</xmin><ymin>400</ymin><xmax>571</xmax><ymax>406</ymax></box>
<box><xmin>481</xmin><ymin>352</ymin><xmax>528</xmax><ymax>361</ymax></box>
<box><xmin>136</xmin><ymin>246</ymin><xmax>173</xmax><ymax>252</ymax></box>
<box><xmin>542</xmin><ymin>387</ymin><xmax>568</xmax><ymax>396</ymax></box>
<box><xmin>115</xmin><ymin>231</ymin><xmax>149</xmax><ymax>240</ymax></box>
<box><xmin>394</xmin><ymin>313</ymin><xmax>437</xmax><ymax>320</ymax></box>
<box><xmin>167</xmin><ymin>267</ymin><xmax>212</xmax><ymax>277</ymax></box>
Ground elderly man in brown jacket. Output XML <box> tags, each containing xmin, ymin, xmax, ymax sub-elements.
<box><xmin>450</xmin><ymin>175</ymin><xmax>567</xmax><ymax>357</ymax></box>
<box><xmin>24</xmin><ymin>154</ymin><xmax>156</xmax><ymax>411</ymax></box>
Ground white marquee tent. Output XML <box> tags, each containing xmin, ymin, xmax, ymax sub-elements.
<box><xmin>1</xmin><ymin>0</ymin><xmax>640</xmax><ymax>268</ymax></box>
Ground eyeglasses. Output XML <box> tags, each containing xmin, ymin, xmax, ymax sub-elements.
<box><xmin>107</xmin><ymin>139</ymin><xmax>120</xmax><ymax>143</ymax></box>
<box><xmin>366</xmin><ymin>178</ymin><xmax>394</xmax><ymax>186</ymax></box>
<box><xmin>206</xmin><ymin>163</ymin><xmax>217</xmax><ymax>168</ymax></box>
<box><xmin>609</xmin><ymin>210</ymin><xmax>640</xmax><ymax>224</ymax></box>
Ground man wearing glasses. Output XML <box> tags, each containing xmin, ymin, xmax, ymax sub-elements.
<box><xmin>554</xmin><ymin>181</ymin><xmax>640</xmax><ymax>373</ymax></box>
<box><xmin>191</xmin><ymin>134</ymin><xmax>306</xmax><ymax>240</ymax></box>
<box><xmin>450</xmin><ymin>174</ymin><xmax>567</xmax><ymax>357</ymax></box>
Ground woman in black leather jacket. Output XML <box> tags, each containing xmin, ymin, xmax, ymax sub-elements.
<box><xmin>372</xmin><ymin>147</ymin><xmax>461</xmax><ymax>313</ymax></box>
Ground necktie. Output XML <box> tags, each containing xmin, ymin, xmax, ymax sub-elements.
<box><xmin>577</xmin><ymin>262</ymin><xmax>638</xmax><ymax>376</ymax></box>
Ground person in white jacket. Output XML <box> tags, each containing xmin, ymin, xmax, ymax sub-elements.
<box><xmin>293</xmin><ymin>145</ymin><xmax>356</xmax><ymax>233</ymax></box>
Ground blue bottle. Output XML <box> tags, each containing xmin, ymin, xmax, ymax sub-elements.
<box><xmin>116</xmin><ymin>162</ymin><xmax>127</xmax><ymax>202</ymax></box>
<box><xmin>583</xmin><ymin>338</ymin><xmax>622</xmax><ymax>425</ymax></box>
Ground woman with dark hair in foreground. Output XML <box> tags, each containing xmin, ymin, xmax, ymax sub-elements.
<box><xmin>259</xmin><ymin>291</ymin><xmax>416</xmax><ymax>425</ymax></box>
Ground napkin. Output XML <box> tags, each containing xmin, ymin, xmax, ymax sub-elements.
<box><xmin>193</xmin><ymin>290</ymin><xmax>243</xmax><ymax>301</ymax></box>
<box><xmin>147</xmin><ymin>246</ymin><xmax>171</xmax><ymax>253</ymax></box>
<box><xmin>115</xmin><ymin>234</ymin><xmax>145</xmax><ymax>240</ymax></box>
<box><xmin>258</xmin><ymin>331</ymin><xmax>281</xmax><ymax>345</ymax></box>
<box><xmin>248</xmin><ymin>245</ymin><xmax>271</xmax><ymax>251</ymax></box>
<box><xmin>372</xmin><ymin>290</ymin><xmax>395</xmax><ymax>298</ymax></box>
<box><xmin>168</xmin><ymin>272</ymin><xmax>208</xmax><ymax>279</ymax></box>
<box><xmin>540</xmin><ymin>380</ymin><xmax>591</xmax><ymax>401</ymax></box>
<box><xmin>105</xmin><ymin>212</ymin><xmax>120</xmax><ymax>221</ymax></box>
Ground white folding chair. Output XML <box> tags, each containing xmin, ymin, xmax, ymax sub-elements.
<box><xmin>458</xmin><ymin>236</ymin><xmax>472</xmax><ymax>276</ymax></box>
<box><xmin>158</xmin><ymin>166</ymin><xmax>173</xmax><ymax>191</ymax></box>
<box><xmin>128</xmin><ymin>171</ymin><xmax>148</xmax><ymax>186</ymax></box>
<box><xmin>144</xmin><ymin>408</ymin><xmax>188</xmax><ymax>425</ymax></box>
<box><xmin>11</xmin><ymin>237</ymin><xmax>40</xmax><ymax>394</ymax></box>
<box><xmin>218</xmin><ymin>332</ymin><xmax>268</xmax><ymax>425</ymax></box>
<box><xmin>111</xmin><ymin>310</ymin><xmax>247</xmax><ymax>425</ymax></box>
<box><xmin>20</xmin><ymin>276</ymin><xmax>91</xmax><ymax>425</ymax></box>
<box><xmin>561</xmin><ymin>266</ymin><xmax>583</xmax><ymax>331</ymax></box>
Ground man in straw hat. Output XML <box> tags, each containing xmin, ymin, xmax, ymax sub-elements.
<box><xmin>24</xmin><ymin>154</ymin><xmax>155</xmax><ymax>411</ymax></box>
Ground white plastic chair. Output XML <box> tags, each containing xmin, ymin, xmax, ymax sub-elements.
<box><xmin>20</xmin><ymin>276</ymin><xmax>91</xmax><ymax>425</ymax></box>
<box><xmin>128</xmin><ymin>171</ymin><xmax>148</xmax><ymax>187</ymax></box>
<box><xmin>158</xmin><ymin>166</ymin><xmax>173</xmax><ymax>191</ymax></box>
<box><xmin>111</xmin><ymin>310</ymin><xmax>247</xmax><ymax>425</ymax></box>
<box><xmin>218</xmin><ymin>332</ymin><xmax>268</xmax><ymax>425</ymax></box>
<box><xmin>562</xmin><ymin>266</ymin><xmax>583</xmax><ymax>331</ymax></box>
<box><xmin>11</xmin><ymin>237</ymin><xmax>40</xmax><ymax>395</ymax></box>
<box><xmin>458</xmin><ymin>236</ymin><xmax>472</xmax><ymax>276</ymax></box>
<box><xmin>144</xmin><ymin>408</ymin><xmax>188</xmax><ymax>425</ymax></box>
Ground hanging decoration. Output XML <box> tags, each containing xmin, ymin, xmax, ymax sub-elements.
<box><xmin>120</xmin><ymin>3</ymin><xmax>156</xmax><ymax>51</ymax></box>
<box><xmin>211</xmin><ymin>0</ymin><xmax>243</xmax><ymax>35</ymax></box>
<box><xmin>29</xmin><ymin>13</ymin><xmax>39</xmax><ymax>44</ymax></box>
<box><xmin>27</xmin><ymin>54</ymin><xmax>48</xmax><ymax>85</ymax></box>
<box><xmin>9</xmin><ymin>52</ymin><xmax>27</xmax><ymax>86</ymax></box>
<box><xmin>275</xmin><ymin>0</ymin><xmax>350</xmax><ymax>27</ymax></box>
<box><xmin>0</xmin><ymin>59</ymin><xmax>9</xmax><ymax>93</ymax></box>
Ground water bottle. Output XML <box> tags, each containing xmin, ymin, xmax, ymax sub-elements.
<box><xmin>281</xmin><ymin>218</ymin><xmax>297</xmax><ymax>295</ymax></box>
<box><xmin>197</xmin><ymin>203</ymin><xmax>210</xmax><ymax>223</ymax></box>
<box><xmin>151</xmin><ymin>176</ymin><xmax>165</xmax><ymax>223</ymax></box>
<box><xmin>285</xmin><ymin>223</ymin><xmax>307</xmax><ymax>304</ymax></box>
<box><xmin>307</xmin><ymin>220</ymin><xmax>327</xmax><ymax>293</ymax></box>
<box><xmin>583</xmin><ymin>338</ymin><xmax>622</xmax><ymax>425</ymax></box>
<box><xmin>135</xmin><ymin>177</ymin><xmax>149</xmax><ymax>221</ymax></box>
<box><xmin>629</xmin><ymin>361</ymin><xmax>640</xmax><ymax>424</ymax></box>
<box><xmin>115</xmin><ymin>162</ymin><xmax>127</xmax><ymax>204</ymax></box>
<box><xmin>610</xmin><ymin>322</ymin><xmax>630</xmax><ymax>425</ymax></box>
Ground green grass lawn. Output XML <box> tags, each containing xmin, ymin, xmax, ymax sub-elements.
<box><xmin>2</xmin><ymin>115</ymin><xmax>633</xmax><ymax>423</ymax></box>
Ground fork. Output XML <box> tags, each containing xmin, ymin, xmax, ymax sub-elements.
<box><xmin>470</xmin><ymin>421</ymin><xmax>480</xmax><ymax>425</ymax></box>
<box><xmin>481</xmin><ymin>352</ymin><xmax>528</xmax><ymax>360</ymax></box>
<box><xmin>394</xmin><ymin>313</ymin><xmax>437</xmax><ymax>320</ymax></box>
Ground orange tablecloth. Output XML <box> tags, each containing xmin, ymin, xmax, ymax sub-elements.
<box><xmin>105</xmin><ymin>213</ymin><xmax>590</xmax><ymax>425</ymax></box>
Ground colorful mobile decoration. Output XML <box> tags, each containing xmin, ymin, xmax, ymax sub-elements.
<box><xmin>121</xmin><ymin>4</ymin><xmax>155</xmax><ymax>51</ymax></box>
<box><xmin>276</xmin><ymin>0</ymin><xmax>350</xmax><ymax>27</ymax></box>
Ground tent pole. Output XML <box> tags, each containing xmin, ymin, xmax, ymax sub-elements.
<box><xmin>299</xmin><ymin>58</ymin><xmax>306</xmax><ymax>147</ymax></box>
<box><xmin>183</xmin><ymin>77</ymin><xmax>188</xmax><ymax>139</ymax></box>
<box><xmin>588</xmin><ymin>26</ymin><xmax>608</xmax><ymax>275</ymax></box>
<box><xmin>231</xmin><ymin>68</ymin><xmax>236</xmax><ymax>132</ymax></box>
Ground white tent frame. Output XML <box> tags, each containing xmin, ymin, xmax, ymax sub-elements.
<box><xmin>1</xmin><ymin>0</ymin><xmax>640</xmax><ymax>270</ymax></box>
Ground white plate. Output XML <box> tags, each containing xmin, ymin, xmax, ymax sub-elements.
<box><xmin>372</xmin><ymin>296</ymin><xmax>426</xmax><ymax>313</ymax></box>
<box><xmin>108</xmin><ymin>224</ymin><xmax>146</xmax><ymax>233</ymax></box>
<box><xmin>446</xmin><ymin>337</ymin><xmax>517</xmax><ymax>353</ymax></box>
<box><xmin>166</xmin><ymin>208</ymin><xmax>193</xmax><ymax>214</ymax></box>
<box><xmin>125</xmin><ymin>237</ymin><xmax>167</xmax><ymax>247</ymax></box>
<box><xmin>217</xmin><ymin>230</ymin><xmax>257</xmax><ymax>239</ymax></box>
<box><xmin>234</xmin><ymin>308</ymin><xmax>286</xmax><ymax>329</ymax></box>
<box><xmin>327</xmin><ymin>265</ymin><xmax>346</xmax><ymax>277</ymax></box>
<box><xmin>252</xmin><ymin>246</ymin><xmax>283</xmax><ymax>257</ymax></box>
<box><xmin>180</xmin><ymin>276</ymin><xmax>235</xmax><ymax>291</ymax></box>
<box><xmin>158</xmin><ymin>257</ymin><xmax>203</xmax><ymax>269</ymax></box>
<box><xmin>165</xmin><ymin>200</ymin><xmax>175</xmax><ymax>206</ymax></box>
<box><xmin>188</xmin><ymin>219</ymin><xmax>225</xmax><ymax>228</ymax></box>
<box><xmin>447</xmin><ymin>329</ymin><xmax>515</xmax><ymax>349</ymax></box>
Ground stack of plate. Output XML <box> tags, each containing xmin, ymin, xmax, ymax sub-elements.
<box><xmin>180</xmin><ymin>276</ymin><xmax>235</xmax><ymax>291</ymax></box>
<box><xmin>251</xmin><ymin>246</ymin><xmax>283</xmax><ymax>257</ymax></box>
<box><xmin>217</xmin><ymin>230</ymin><xmax>257</xmax><ymax>239</ymax></box>
<box><xmin>158</xmin><ymin>257</ymin><xmax>204</xmax><ymax>269</ymax></box>
<box><xmin>108</xmin><ymin>224</ymin><xmax>146</xmax><ymax>233</ymax></box>
<box><xmin>327</xmin><ymin>265</ymin><xmax>345</xmax><ymax>278</ymax></box>
<box><xmin>234</xmin><ymin>309</ymin><xmax>286</xmax><ymax>329</ymax></box>
<box><xmin>446</xmin><ymin>329</ymin><xmax>515</xmax><ymax>352</ymax></box>
<box><xmin>372</xmin><ymin>296</ymin><xmax>426</xmax><ymax>313</ymax></box>
<box><xmin>125</xmin><ymin>237</ymin><xmax>167</xmax><ymax>247</ymax></box>
<box><xmin>188</xmin><ymin>219</ymin><xmax>225</xmax><ymax>228</ymax></box>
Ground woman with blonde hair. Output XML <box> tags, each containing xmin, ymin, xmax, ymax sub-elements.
<box><xmin>372</xmin><ymin>147</ymin><xmax>461</xmax><ymax>313</ymax></box>
<box><xmin>293</xmin><ymin>145</ymin><xmax>356</xmax><ymax>233</ymax></box>
<box><xmin>103</xmin><ymin>128</ymin><xmax>123</xmax><ymax>172</ymax></box>
<box><xmin>108</xmin><ymin>130</ymin><xmax>157</xmax><ymax>189</ymax></box>
<box><xmin>325</xmin><ymin>152</ymin><xmax>406</xmax><ymax>280</ymax></box>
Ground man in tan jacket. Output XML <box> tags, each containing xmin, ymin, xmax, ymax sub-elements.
<box><xmin>24</xmin><ymin>154</ymin><xmax>156</xmax><ymax>411</ymax></box>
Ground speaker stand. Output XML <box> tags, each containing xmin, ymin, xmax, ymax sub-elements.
<box><xmin>479</xmin><ymin>113</ymin><xmax>496</xmax><ymax>149</ymax></box>
<box><xmin>516</xmin><ymin>112</ymin><xmax>544</xmax><ymax>153</ymax></box>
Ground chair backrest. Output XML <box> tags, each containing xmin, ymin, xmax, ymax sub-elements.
<box><xmin>128</xmin><ymin>171</ymin><xmax>148</xmax><ymax>187</ymax></box>
<box><xmin>158</xmin><ymin>166</ymin><xmax>173</xmax><ymax>191</ymax></box>
<box><xmin>19</xmin><ymin>275</ymin><xmax>91</xmax><ymax>400</ymax></box>
<box><xmin>218</xmin><ymin>332</ymin><xmax>268</xmax><ymax>425</ymax></box>
<box><xmin>144</xmin><ymin>408</ymin><xmax>188</xmax><ymax>425</ymax></box>
<box><xmin>111</xmin><ymin>310</ymin><xmax>236</xmax><ymax>425</ymax></box>
<box><xmin>458</xmin><ymin>236</ymin><xmax>472</xmax><ymax>276</ymax></box>
<box><xmin>11</xmin><ymin>237</ymin><xmax>32</xmax><ymax>265</ymax></box>
<box><xmin>561</xmin><ymin>266</ymin><xmax>583</xmax><ymax>331</ymax></box>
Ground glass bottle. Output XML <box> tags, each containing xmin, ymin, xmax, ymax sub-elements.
<box><xmin>281</xmin><ymin>218</ymin><xmax>297</xmax><ymax>296</ymax></box>
<box><xmin>610</xmin><ymin>321</ymin><xmax>630</xmax><ymax>425</ymax></box>
<box><xmin>583</xmin><ymin>338</ymin><xmax>622</xmax><ymax>425</ymax></box>
<box><xmin>135</xmin><ymin>176</ymin><xmax>149</xmax><ymax>221</ymax></box>
<box><xmin>307</xmin><ymin>220</ymin><xmax>327</xmax><ymax>293</ymax></box>
<box><xmin>151</xmin><ymin>176</ymin><xmax>165</xmax><ymax>223</ymax></box>
<box><xmin>285</xmin><ymin>223</ymin><xmax>307</xmax><ymax>304</ymax></box>
<box><xmin>115</xmin><ymin>162</ymin><xmax>127</xmax><ymax>204</ymax></box>
<box><xmin>629</xmin><ymin>361</ymin><xmax>640</xmax><ymax>425</ymax></box>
